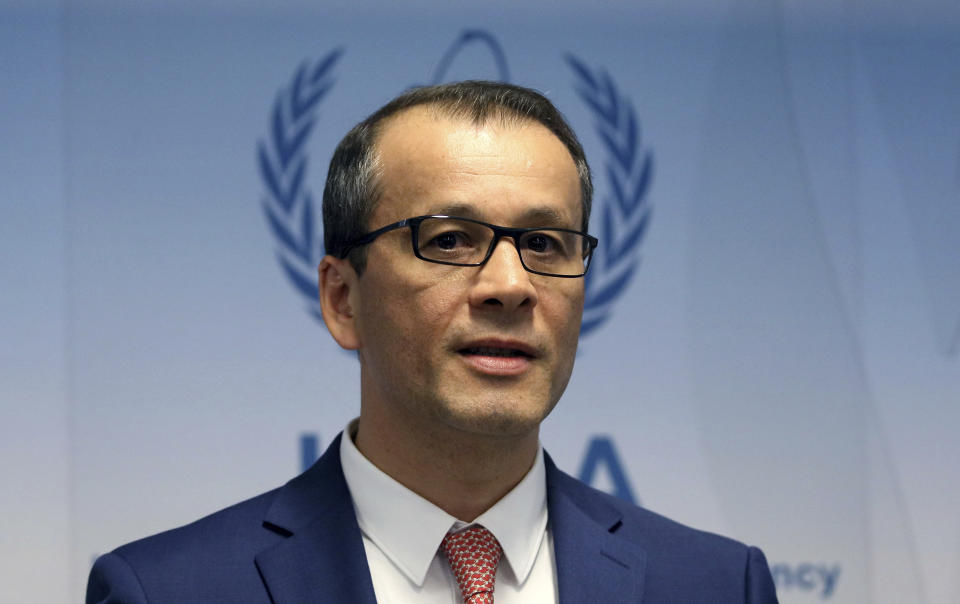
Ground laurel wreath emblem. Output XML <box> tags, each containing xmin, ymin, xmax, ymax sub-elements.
<box><xmin>258</xmin><ymin>47</ymin><xmax>651</xmax><ymax>337</ymax></box>
<box><xmin>566</xmin><ymin>55</ymin><xmax>653</xmax><ymax>335</ymax></box>
<box><xmin>258</xmin><ymin>49</ymin><xmax>343</xmax><ymax>321</ymax></box>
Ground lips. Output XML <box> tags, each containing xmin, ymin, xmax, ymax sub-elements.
<box><xmin>460</xmin><ymin>345</ymin><xmax>531</xmax><ymax>358</ymax></box>
<box><xmin>457</xmin><ymin>339</ymin><xmax>537</xmax><ymax>358</ymax></box>
<box><xmin>456</xmin><ymin>339</ymin><xmax>538</xmax><ymax>376</ymax></box>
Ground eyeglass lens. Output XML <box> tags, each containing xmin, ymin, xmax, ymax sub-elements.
<box><xmin>415</xmin><ymin>217</ymin><xmax>589</xmax><ymax>276</ymax></box>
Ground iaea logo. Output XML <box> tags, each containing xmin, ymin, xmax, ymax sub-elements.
<box><xmin>257</xmin><ymin>31</ymin><xmax>653</xmax><ymax>336</ymax></box>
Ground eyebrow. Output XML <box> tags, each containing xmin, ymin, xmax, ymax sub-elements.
<box><xmin>425</xmin><ymin>203</ymin><xmax>572</xmax><ymax>228</ymax></box>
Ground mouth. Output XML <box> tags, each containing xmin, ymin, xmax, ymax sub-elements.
<box><xmin>456</xmin><ymin>340</ymin><xmax>538</xmax><ymax>376</ymax></box>
<box><xmin>457</xmin><ymin>338</ymin><xmax>538</xmax><ymax>358</ymax></box>
<box><xmin>458</xmin><ymin>345</ymin><xmax>533</xmax><ymax>358</ymax></box>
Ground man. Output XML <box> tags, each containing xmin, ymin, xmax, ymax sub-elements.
<box><xmin>87</xmin><ymin>81</ymin><xmax>778</xmax><ymax>603</ymax></box>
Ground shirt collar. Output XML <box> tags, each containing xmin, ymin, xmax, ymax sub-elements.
<box><xmin>339</xmin><ymin>419</ymin><xmax>548</xmax><ymax>587</ymax></box>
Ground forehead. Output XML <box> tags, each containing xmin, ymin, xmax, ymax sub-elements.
<box><xmin>371</xmin><ymin>106</ymin><xmax>582</xmax><ymax>227</ymax></box>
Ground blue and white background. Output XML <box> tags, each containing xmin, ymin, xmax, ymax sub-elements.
<box><xmin>2</xmin><ymin>0</ymin><xmax>958</xmax><ymax>601</ymax></box>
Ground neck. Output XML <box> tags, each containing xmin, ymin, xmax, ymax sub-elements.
<box><xmin>354</xmin><ymin>401</ymin><xmax>540</xmax><ymax>522</ymax></box>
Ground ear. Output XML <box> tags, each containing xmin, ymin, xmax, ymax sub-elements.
<box><xmin>318</xmin><ymin>255</ymin><xmax>361</xmax><ymax>350</ymax></box>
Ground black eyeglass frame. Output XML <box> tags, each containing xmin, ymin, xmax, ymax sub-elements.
<box><xmin>339</xmin><ymin>214</ymin><xmax>600</xmax><ymax>278</ymax></box>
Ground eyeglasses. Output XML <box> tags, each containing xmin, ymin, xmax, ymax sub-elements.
<box><xmin>340</xmin><ymin>215</ymin><xmax>599</xmax><ymax>278</ymax></box>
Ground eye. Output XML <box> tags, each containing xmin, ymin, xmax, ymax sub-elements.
<box><xmin>428</xmin><ymin>230</ymin><xmax>471</xmax><ymax>250</ymax></box>
<box><xmin>523</xmin><ymin>232</ymin><xmax>560</xmax><ymax>254</ymax></box>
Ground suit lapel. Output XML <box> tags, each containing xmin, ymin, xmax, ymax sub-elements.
<box><xmin>252</xmin><ymin>438</ymin><xmax>646</xmax><ymax>603</ymax></box>
<box><xmin>546</xmin><ymin>455</ymin><xmax>647</xmax><ymax>604</ymax></box>
<box><xmin>255</xmin><ymin>433</ymin><xmax>378</xmax><ymax>604</ymax></box>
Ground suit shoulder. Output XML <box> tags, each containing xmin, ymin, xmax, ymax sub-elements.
<box><xmin>549</xmin><ymin>465</ymin><xmax>780</xmax><ymax>601</ymax></box>
<box><xmin>88</xmin><ymin>488</ymin><xmax>287</xmax><ymax>603</ymax></box>
<box><xmin>550</xmin><ymin>462</ymin><xmax>752</xmax><ymax>558</ymax></box>
<box><xmin>111</xmin><ymin>486</ymin><xmax>284</xmax><ymax>570</ymax></box>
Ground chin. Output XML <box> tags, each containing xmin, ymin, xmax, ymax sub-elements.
<box><xmin>433</xmin><ymin>393</ymin><xmax>556</xmax><ymax>439</ymax></box>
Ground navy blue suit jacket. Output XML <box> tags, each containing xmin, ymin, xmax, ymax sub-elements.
<box><xmin>87</xmin><ymin>434</ymin><xmax>778</xmax><ymax>603</ymax></box>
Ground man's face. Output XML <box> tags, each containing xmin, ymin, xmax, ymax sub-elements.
<box><xmin>347</xmin><ymin>107</ymin><xmax>585</xmax><ymax>439</ymax></box>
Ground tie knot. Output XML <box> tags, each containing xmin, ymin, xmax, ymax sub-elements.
<box><xmin>442</xmin><ymin>525</ymin><xmax>503</xmax><ymax>604</ymax></box>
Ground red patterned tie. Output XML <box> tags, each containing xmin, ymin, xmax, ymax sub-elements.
<box><xmin>442</xmin><ymin>525</ymin><xmax>503</xmax><ymax>604</ymax></box>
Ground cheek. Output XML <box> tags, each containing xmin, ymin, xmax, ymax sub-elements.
<box><xmin>545</xmin><ymin>283</ymin><xmax>584</xmax><ymax>325</ymax></box>
<box><xmin>403</xmin><ymin>288</ymin><xmax>465</xmax><ymax>363</ymax></box>
<box><xmin>544</xmin><ymin>287</ymin><xmax>585</xmax><ymax>356</ymax></box>
<box><xmin>412</xmin><ymin>281</ymin><xmax>463</xmax><ymax>319</ymax></box>
<box><xmin>362</xmin><ymin>275</ymin><xmax>464</xmax><ymax>352</ymax></box>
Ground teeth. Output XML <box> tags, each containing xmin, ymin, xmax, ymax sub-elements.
<box><xmin>466</xmin><ymin>346</ymin><xmax>523</xmax><ymax>357</ymax></box>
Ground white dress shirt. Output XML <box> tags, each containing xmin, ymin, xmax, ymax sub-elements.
<box><xmin>339</xmin><ymin>420</ymin><xmax>558</xmax><ymax>603</ymax></box>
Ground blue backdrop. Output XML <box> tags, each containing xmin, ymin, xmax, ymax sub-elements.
<box><xmin>2</xmin><ymin>1</ymin><xmax>958</xmax><ymax>602</ymax></box>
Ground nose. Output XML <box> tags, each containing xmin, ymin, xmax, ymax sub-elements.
<box><xmin>468</xmin><ymin>237</ymin><xmax>538</xmax><ymax>311</ymax></box>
